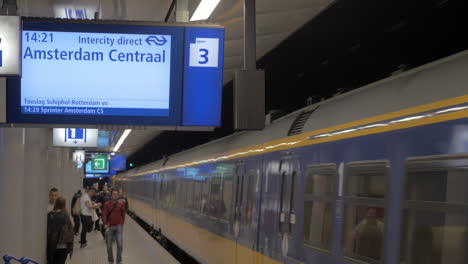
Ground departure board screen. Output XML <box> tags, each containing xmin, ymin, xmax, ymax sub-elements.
<box><xmin>21</xmin><ymin>31</ymin><xmax>172</xmax><ymax>117</ymax></box>
<box><xmin>7</xmin><ymin>20</ymin><xmax>224</xmax><ymax>127</ymax></box>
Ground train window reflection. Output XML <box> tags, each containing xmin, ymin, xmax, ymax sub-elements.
<box><xmin>201</xmin><ymin>178</ymin><xmax>210</xmax><ymax>214</ymax></box>
<box><xmin>345</xmin><ymin>161</ymin><xmax>388</xmax><ymax>198</ymax></box>
<box><xmin>185</xmin><ymin>180</ymin><xmax>195</xmax><ymax>209</ymax></box>
<box><xmin>222</xmin><ymin>173</ymin><xmax>233</xmax><ymax>220</ymax></box>
<box><xmin>343</xmin><ymin>160</ymin><xmax>388</xmax><ymax>264</ymax></box>
<box><xmin>406</xmin><ymin>169</ymin><xmax>468</xmax><ymax>204</ymax></box>
<box><xmin>303</xmin><ymin>201</ymin><xmax>334</xmax><ymax>250</ymax></box>
<box><xmin>402</xmin><ymin>155</ymin><xmax>468</xmax><ymax>264</ymax></box>
<box><xmin>208</xmin><ymin>176</ymin><xmax>222</xmax><ymax>217</ymax></box>
<box><xmin>193</xmin><ymin>181</ymin><xmax>203</xmax><ymax>211</ymax></box>
<box><xmin>303</xmin><ymin>164</ymin><xmax>336</xmax><ymax>251</ymax></box>
<box><xmin>401</xmin><ymin>211</ymin><xmax>468</xmax><ymax>264</ymax></box>
<box><xmin>343</xmin><ymin>206</ymin><xmax>385</xmax><ymax>263</ymax></box>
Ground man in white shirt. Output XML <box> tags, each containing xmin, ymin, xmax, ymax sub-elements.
<box><xmin>47</xmin><ymin>188</ymin><xmax>59</xmax><ymax>213</ymax></box>
<box><xmin>79</xmin><ymin>188</ymin><xmax>101</xmax><ymax>248</ymax></box>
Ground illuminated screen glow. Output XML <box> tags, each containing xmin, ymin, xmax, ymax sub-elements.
<box><xmin>21</xmin><ymin>31</ymin><xmax>171</xmax><ymax>116</ymax></box>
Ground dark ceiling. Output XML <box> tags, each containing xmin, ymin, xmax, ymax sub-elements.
<box><xmin>128</xmin><ymin>0</ymin><xmax>468</xmax><ymax>168</ymax></box>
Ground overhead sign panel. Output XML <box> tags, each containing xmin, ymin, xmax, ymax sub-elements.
<box><xmin>72</xmin><ymin>150</ymin><xmax>85</xmax><ymax>163</ymax></box>
<box><xmin>7</xmin><ymin>20</ymin><xmax>224</xmax><ymax>127</ymax></box>
<box><xmin>85</xmin><ymin>152</ymin><xmax>110</xmax><ymax>174</ymax></box>
<box><xmin>183</xmin><ymin>27</ymin><xmax>224</xmax><ymax>126</ymax></box>
<box><xmin>53</xmin><ymin>128</ymin><xmax>98</xmax><ymax>147</ymax></box>
<box><xmin>0</xmin><ymin>16</ymin><xmax>21</xmax><ymax>76</ymax></box>
<box><xmin>91</xmin><ymin>154</ymin><xmax>108</xmax><ymax>171</ymax></box>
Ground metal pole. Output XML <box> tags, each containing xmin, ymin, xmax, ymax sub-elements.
<box><xmin>244</xmin><ymin>0</ymin><xmax>256</xmax><ymax>70</ymax></box>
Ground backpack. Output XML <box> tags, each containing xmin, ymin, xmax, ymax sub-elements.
<box><xmin>72</xmin><ymin>198</ymin><xmax>81</xmax><ymax>215</ymax></box>
<box><xmin>59</xmin><ymin>224</ymin><xmax>74</xmax><ymax>244</ymax></box>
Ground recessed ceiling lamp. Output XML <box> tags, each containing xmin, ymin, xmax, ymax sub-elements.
<box><xmin>112</xmin><ymin>129</ymin><xmax>131</xmax><ymax>152</ymax></box>
<box><xmin>190</xmin><ymin>0</ymin><xmax>221</xmax><ymax>21</ymax></box>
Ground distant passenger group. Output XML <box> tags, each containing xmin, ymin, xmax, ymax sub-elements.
<box><xmin>46</xmin><ymin>185</ymin><xmax>129</xmax><ymax>264</ymax></box>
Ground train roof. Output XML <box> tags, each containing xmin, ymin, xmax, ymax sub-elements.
<box><xmin>118</xmin><ymin>49</ymin><xmax>468</xmax><ymax>177</ymax></box>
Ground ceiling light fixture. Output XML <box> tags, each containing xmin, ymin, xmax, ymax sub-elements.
<box><xmin>190</xmin><ymin>0</ymin><xmax>221</xmax><ymax>21</ymax></box>
<box><xmin>113</xmin><ymin>129</ymin><xmax>131</xmax><ymax>152</ymax></box>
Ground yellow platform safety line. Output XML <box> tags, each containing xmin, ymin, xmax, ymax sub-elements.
<box><xmin>126</xmin><ymin>95</ymin><xmax>468</xmax><ymax>177</ymax></box>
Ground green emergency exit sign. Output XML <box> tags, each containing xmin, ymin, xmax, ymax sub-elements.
<box><xmin>92</xmin><ymin>155</ymin><xmax>108</xmax><ymax>170</ymax></box>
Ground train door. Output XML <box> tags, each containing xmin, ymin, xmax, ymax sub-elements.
<box><xmin>233</xmin><ymin>159</ymin><xmax>261</xmax><ymax>263</ymax></box>
<box><xmin>277</xmin><ymin>158</ymin><xmax>301</xmax><ymax>263</ymax></box>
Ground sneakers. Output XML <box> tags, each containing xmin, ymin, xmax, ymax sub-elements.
<box><xmin>80</xmin><ymin>243</ymin><xmax>87</xmax><ymax>248</ymax></box>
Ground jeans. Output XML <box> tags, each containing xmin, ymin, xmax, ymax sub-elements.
<box><xmin>95</xmin><ymin>210</ymin><xmax>101</xmax><ymax>230</ymax></box>
<box><xmin>52</xmin><ymin>249</ymin><xmax>67</xmax><ymax>264</ymax></box>
<box><xmin>80</xmin><ymin>214</ymin><xmax>92</xmax><ymax>244</ymax></box>
<box><xmin>72</xmin><ymin>214</ymin><xmax>80</xmax><ymax>234</ymax></box>
<box><xmin>106</xmin><ymin>225</ymin><xmax>123</xmax><ymax>264</ymax></box>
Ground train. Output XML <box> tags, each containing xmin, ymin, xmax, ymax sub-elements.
<box><xmin>113</xmin><ymin>49</ymin><xmax>468</xmax><ymax>264</ymax></box>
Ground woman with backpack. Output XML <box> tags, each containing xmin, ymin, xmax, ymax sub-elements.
<box><xmin>71</xmin><ymin>190</ymin><xmax>82</xmax><ymax>235</ymax></box>
<box><xmin>47</xmin><ymin>196</ymin><xmax>74</xmax><ymax>264</ymax></box>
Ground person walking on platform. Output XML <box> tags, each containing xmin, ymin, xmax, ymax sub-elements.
<box><xmin>103</xmin><ymin>189</ymin><xmax>127</xmax><ymax>264</ymax></box>
<box><xmin>47</xmin><ymin>197</ymin><xmax>73</xmax><ymax>264</ymax></box>
<box><xmin>71</xmin><ymin>190</ymin><xmax>82</xmax><ymax>235</ymax></box>
<box><xmin>97</xmin><ymin>185</ymin><xmax>112</xmax><ymax>237</ymax></box>
<box><xmin>91</xmin><ymin>183</ymin><xmax>101</xmax><ymax>231</ymax></box>
<box><xmin>47</xmin><ymin>188</ymin><xmax>59</xmax><ymax>213</ymax></box>
<box><xmin>79</xmin><ymin>188</ymin><xmax>101</xmax><ymax>248</ymax></box>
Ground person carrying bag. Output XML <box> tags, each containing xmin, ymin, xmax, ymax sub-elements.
<box><xmin>47</xmin><ymin>197</ymin><xmax>73</xmax><ymax>264</ymax></box>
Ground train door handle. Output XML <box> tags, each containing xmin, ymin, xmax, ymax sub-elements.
<box><xmin>280</xmin><ymin>212</ymin><xmax>286</xmax><ymax>223</ymax></box>
<box><xmin>290</xmin><ymin>213</ymin><xmax>296</xmax><ymax>225</ymax></box>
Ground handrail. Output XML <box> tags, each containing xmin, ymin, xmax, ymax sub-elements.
<box><xmin>3</xmin><ymin>255</ymin><xmax>40</xmax><ymax>264</ymax></box>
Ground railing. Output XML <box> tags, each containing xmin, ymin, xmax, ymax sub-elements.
<box><xmin>2</xmin><ymin>255</ymin><xmax>40</xmax><ymax>264</ymax></box>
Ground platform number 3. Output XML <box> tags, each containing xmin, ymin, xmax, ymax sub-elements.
<box><xmin>189</xmin><ymin>38</ymin><xmax>219</xmax><ymax>68</ymax></box>
<box><xmin>199</xmin><ymin>49</ymin><xmax>209</xmax><ymax>64</ymax></box>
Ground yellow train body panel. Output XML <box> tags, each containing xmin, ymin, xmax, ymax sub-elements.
<box><xmin>129</xmin><ymin>198</ymin><xmax>282</xmax><ymax>264</ymax></box>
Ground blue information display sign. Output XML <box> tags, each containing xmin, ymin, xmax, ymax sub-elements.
<box><xmin>7</xmin><ymin>20</ymin><xmax>224</xmax><ymax>127</ymax></box>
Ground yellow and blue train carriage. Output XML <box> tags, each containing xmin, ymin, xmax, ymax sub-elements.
<box><xmin>114</xmin><ymin>49</ymin><xmax>468</xmax><ymax>264</ymax></box>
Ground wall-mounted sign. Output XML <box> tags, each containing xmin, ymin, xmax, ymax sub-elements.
<box><xmin>53</xmin><ymin>128</ymin><xmax>98</xmax><ymax>147</ymax></box>
<box><xmin>0</xmin><ymin>16</ymin><xmax>21</xmax><ymax>76</ymax></box>
<box><xmin>72</xmin><ymin>150</ymin><xmax>85</xmax><ymax>162</ymax></box>
<box><xmin>85</xmin><ymin>152</ymin><xmax>110</xmax><ymax>174</ymax></box>
<box><xmin>8</xmin><ymin>20</ymin><xmax>224</xmax><ymax>127</ymax></box>
<box><xmin>110</xmin><ymin>154</ymin><xmax>126</xmax><ymax>171</ymax></box>
<box><xmin>91</xmin><ymin>154</ymin><xmax>108</xmax><ymax>171</ymax></box>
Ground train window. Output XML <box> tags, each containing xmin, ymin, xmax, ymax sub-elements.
<box><xmin>343</xmin><ymin>160</ymin><xmax>388</xmax><ymax>264</ymax></box>
<box><xmin>208</xmin><ymin>176</ymin><xmax>222</xmax><ymax>217</ymax></box>
<box><xmin>168</xmin><ymin>177</ymin><xmax>176</xmax><ymax>207</ymax></box>
<box><xmin>345</xmin><ymin>161</ymin><xmax>388</xmax><ymax>198</ymax></box>
<box><xmin>185</xmin><ymin>180</ymin><xmax>195</xmax><ymax>209</ymax></box>
<box><xmin>401</xmin><ymin>155</ymin><xmax>468</xmax><ymax>264</ymax></box>
<box><xmin>222</xmin><ymin>173</ymin><xmax>233</xmax><ymax>220</ymax></box>
<box><xmin>176</xmin><ymin>179</ymin><xmax>187</xmax><ymax>209</ymax></box>
<box><xmin>160</xmin><ymin>173</ymin><xmax>169</xmax><ymax>206</ymax></box>
<box><xmin>201</xmin><ymin>177</ymin><xmax>210</xmax><ymax>214</ymax></box>
<box><xmin>246</xmin><ymin>170</ymin><xmax>256</xmax><ymax>224</ymax></box>
<box><xmin>303</xmin><ymin>164</ymin><xmax>336</xmax><ymax>252</ymax></box>
<box><xmin>193</xmin><ymin>180</ymin><xmax>203</xmax><ymax>211</ymax></box>
<box><xmin>220</xmin><ymin>173</ymin><xmax>232</xmax><ymax>220</ymax></box>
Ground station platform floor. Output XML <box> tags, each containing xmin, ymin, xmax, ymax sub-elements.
<box><xmin>70</xmin><ymin>217</ymin><xmax>179</xmax><ymax>264</ymax></box>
